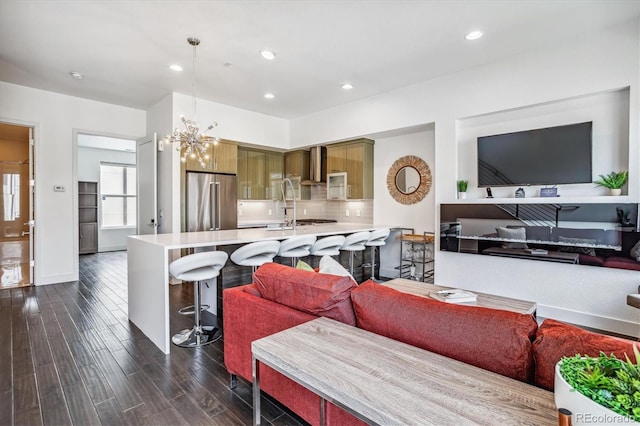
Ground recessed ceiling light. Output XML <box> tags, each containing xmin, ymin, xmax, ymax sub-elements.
<box><xmin>260</xmin><ymin>50</ymin><xmax>276</xmax><ymax>60</ymax></box>
<box><xmin>264</xmin><ymin>93</ymin><xmax>275</xmax><ymax>99</ymax></box>
<box><xmin>465</xmin><ymin>31</ymin><xmax>483</xmax><ymax>41</ymax></box>
<box><xmin>169</xmin><ymin>64</ymin><xmax>183</xmax><ymax>72</ymax></box>
<box><xmin>341</xmin><ymin>83</ymin><xmax>354</xmax><ymax>90</ymax></box>
<box><xmin>69</xmin><ymin>71</ymin><xmax>83</xmax><ymax>80</ymax></box>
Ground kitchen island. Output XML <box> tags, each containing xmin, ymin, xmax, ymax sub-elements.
<box><xmin>128</xmin><ymin>223</ymin><xmax>395</xmax><ymax>353</ymax></box>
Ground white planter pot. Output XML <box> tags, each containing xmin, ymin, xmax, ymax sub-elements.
<box><xmin>457</xmin><ymin>192</ymin><xmax>467</xmax><ymax>199</ymax></box>
<box><xmin>554</xmin><ymin>363</ymin><xmax>639</xmax><ymax>425</ymax></box>
<box><xmin>609</xmin><ymin>188</ymin><xmax>622</xmax><ymax>196</ymax></box>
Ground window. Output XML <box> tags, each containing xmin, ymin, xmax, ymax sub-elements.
<box><xmin>100</xmin><ymin>163</ymin><xmax>136</xmax><ymax>228</ymax></box>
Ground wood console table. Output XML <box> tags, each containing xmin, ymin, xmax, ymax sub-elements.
<box><xmin>251</xmin><ymin>317</ymin><xmax>556</xmax><ymax>425</ymax></box>
<box><xmin>382</xmin><ymin>278</ymin><xmax>537</xmax><ymax>315</ymax></box>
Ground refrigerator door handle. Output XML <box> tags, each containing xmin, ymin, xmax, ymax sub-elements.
<box><xmin>214</xmin><ymin>181</ymin><xmax>221</xmax><ymax>230</ymax></box>
<box><xmin>208</xmin><ymin>181</ymin><xmax>215</xmax><ymax>231</ymax></box>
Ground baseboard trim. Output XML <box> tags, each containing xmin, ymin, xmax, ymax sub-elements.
<box><xmin>99</xmin><ymin>245</ymin><xmax>126</xmax><ymax>253</ymax></box>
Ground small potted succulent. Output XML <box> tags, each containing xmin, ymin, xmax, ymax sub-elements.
<box><xmin>594</xmin><ymin>171</ymin><xmax>628</xmax><ymax>196</ymax></box>
<box><xmin>555</xmin><ymin>346</ymin><xmax>640</xmax><ymax>425</ymax></box>
<box><xmin>456</xmin><ymin>180</ymin><xmax>468</xmax><ymax>199</ymax></box>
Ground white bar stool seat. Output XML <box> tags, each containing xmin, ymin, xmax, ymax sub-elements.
<box><xmin>278</xmin><ymin>235</ymin><xmax>317</xmax><ymax>266</ymax></box>
<box><xmin>230</xmin><ymin>240</ymin><xmax>281</xmax><ymax>274</ymax></box>
<box><xmin>310</xmin><ymin>235</ymin><xmax>346</xmax><ymax>257</ymax></box>
<box><xmin>365</xmin><ymin>228</ymin><xmax>390</xmax><ymax>281</ymax></box>
<box><xmin>170</xmin><ymin>251</ymin><xmax>228</xmax><ymax>348</ymax></box>
<box><xmin>340</xmin><ymin>231</ymin><xmax>371</xmax><ymax>277</ymax></box>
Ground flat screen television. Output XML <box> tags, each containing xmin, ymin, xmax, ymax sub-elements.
<box><xmin>477</xmin><ymin>121</ymin><xmax>592</xmax><ymax>187</ymax></box>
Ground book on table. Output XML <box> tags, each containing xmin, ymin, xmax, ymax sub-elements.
<box><xmin>429</xmin><ymin>289</ymin><xmax>477</xmax><ymax>303</ymax></box>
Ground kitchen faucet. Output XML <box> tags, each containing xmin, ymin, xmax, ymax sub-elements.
<box><xmin>280</xmin><ymin>178</ymin><xmax>296</xmax><ymax>230</ymax></box>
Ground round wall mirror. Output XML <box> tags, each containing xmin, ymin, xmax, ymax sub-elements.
<box><xmin>395</xmin><ymin>166</ymin><xmax>421</xmax><ymax>194</ymax></box>
<box><xmin>387</xmin><ymin>155</ymin><xmax>432</xmax><ymax>205</ymax></box>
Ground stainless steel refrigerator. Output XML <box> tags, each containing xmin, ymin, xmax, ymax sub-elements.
<box><xmin>186</xmin><ymin>172</ymin><xmax>237</xmax><ymax>231</ymax></box>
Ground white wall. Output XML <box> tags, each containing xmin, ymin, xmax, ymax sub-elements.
<box><xmin>78</xmin><ymin>146</ymin><xmax>136</xmax><ymax>252</ymax></box>
<box><xmin>289</xmin><ymin>21</ymin><xmax>640</xmax><ymax>335</ymax></box>
<box><xmin>172</xmin><ymin>92</ymin><xmax>289</xmax><ymax>149</ymax></box>
<box><xmin>0</xmin><ymin>81</ymin><xmax>146</xmax><ymax>284</ymax></box>
<box><xmin>373</xmin><ymin>127</ymin><xmax>436</xmax><ymax>234</ymax></box>
<box><xmin>146</xmin><ymin>93</ymin><xmax>176</xmax><ymax>234</ymax></box>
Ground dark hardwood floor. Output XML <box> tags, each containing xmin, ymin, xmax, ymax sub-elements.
<box><xmin>0</xmin><ymin>251</ymin><xmax>306</xmax><ymax>426</ymax></box>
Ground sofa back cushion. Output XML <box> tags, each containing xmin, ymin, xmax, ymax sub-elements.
<box><xmin>351</xmin><ymin>282</ymin><xmax>537</xmax><ymax>383</ymax></box>
<box><xmin>254</xmin><ymin>262</ymin><xmax>357</xmax><ymax>325</ymax></box>
<box><xmin>532</xmin><ymin>319</ymin><xmax>639</xmax><ymax>391</ymax></box>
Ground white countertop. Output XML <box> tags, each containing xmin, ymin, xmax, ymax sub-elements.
<box><xmin>129</xmin><ymin>223</ymin><xmax>395</xmax><ymax>249</ymax></box>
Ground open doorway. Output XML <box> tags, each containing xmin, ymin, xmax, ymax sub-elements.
<box><xmin>0</xmin><ymin>123</ymin><xmax>33</xmax><ymax>288</ymax></box>
<box><xmin>77</xmin><ymin>134</ymin><xmax>137</xmax><ymax>256</ymax></box>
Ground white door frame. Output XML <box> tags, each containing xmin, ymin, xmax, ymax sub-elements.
<box><xmin>72</xmin><ymin>128</ymin><xmax>141</xmax><ymax>281</ymax></box>
<box><xmin>0</xmin><ymin>118</ymin><xmax>37</xmax><ymax>285</ymax></box>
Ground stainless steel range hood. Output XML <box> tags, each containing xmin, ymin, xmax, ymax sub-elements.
<box><xmin>301</xmin><ymin>146</ymin><xmax>326</xmax><ymax>185</ymax></box>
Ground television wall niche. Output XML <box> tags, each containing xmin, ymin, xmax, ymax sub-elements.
<box><xmin>456</xmin><ymin>88</ymin><xmax>630</xmax><ymax>199</ymax></box>
<box><xmin>440</xmin><ymin>203</ymin><xmax>640</xmax><ymax>271</ymax></box>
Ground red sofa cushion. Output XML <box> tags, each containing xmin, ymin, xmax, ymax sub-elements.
<box><xmin>254</xmin><ymin>262</ymin><xmax>357</xmax><ymax>325</ymax></box>
<box><xmin>533</xmin><ymin>318</ymin><xmax>639</xmax><ymax>391</ymax></box>
<box><xmin>351</xmin><ymin>282</ymin><xmax>537</xmax><ymax>383</ymax></box>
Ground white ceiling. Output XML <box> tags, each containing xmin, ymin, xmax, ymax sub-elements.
<box><xmin>0</xmin><ymin>1</ymin><xmax>638</xmax><ymax>119</ymax></box>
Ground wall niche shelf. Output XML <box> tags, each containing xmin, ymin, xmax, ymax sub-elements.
<box><xmin>446</xmin><ymin>195</ymin><xmax>636</xmax><ymax>205</ymax></box>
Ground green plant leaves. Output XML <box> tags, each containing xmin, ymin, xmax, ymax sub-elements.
<box><xmin>593</xmin><ymin>171</ymin><xmax>628</xmax><ymax>189</ymax></box>
<box><xmin>560</xmin><ymin>349</ymin><xmax>640</xmax><ymax>422</ymax></box>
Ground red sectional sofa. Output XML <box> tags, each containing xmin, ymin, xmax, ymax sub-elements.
<box><xmin>223</xmin><ymin>263</ymin><xmax>638</xmax><ymax>426</ymax></box>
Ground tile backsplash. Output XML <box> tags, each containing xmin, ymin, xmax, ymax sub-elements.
<box><xmin>237</xmin><ymin>184</ymin><xmax>373</xmax><ymax>224</ymax></box>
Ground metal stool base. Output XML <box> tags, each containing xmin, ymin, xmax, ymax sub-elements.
<box><xmin>178</xmin><ymin>304</ymin><xmax>210</xmax><ymax>315</ymax></box>
<box><xmin>171</xmin><ymin>325</ymin><xmax>221</xmax><ymax>348</ymax></box>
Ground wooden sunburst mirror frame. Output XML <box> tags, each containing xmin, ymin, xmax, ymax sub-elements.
<box><xmin>386</xmin><ymin>155</ymin><xmax>432</xmax><ymax>205</ymax></box>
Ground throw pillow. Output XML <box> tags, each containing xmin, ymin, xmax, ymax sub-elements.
<box><xmin>496</xmin><ymin>226</ymin><xmax>528</xmax><ymax>249</ymax></box>
<box><xmin>557</xmin><ymin>236</ymin><xmax>597</xmax><ymax>257</ymax></box>
<box><xmin>319</xmin><ymin>255</ymin><xmax>357</xmax><ymax>285</ymax></box>
<box><xmin>253</xmin><ymin>262</ymin><xmax>357</xmax><ymax>325</ymax></box>
<box><xmin>630</xmin><ymin>239</ymin><xmax>640</xmax><ymax>262</ymax></box>
<box><xmin>295</xmin><ymin>259</ymin><xmax>315</xmax><ymax>271</ymax></box>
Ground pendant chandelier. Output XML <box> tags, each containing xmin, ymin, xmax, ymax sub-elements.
<box><xmin>168</xmin><ymin>37</ymin><xmax>220</xmax><ymax>167</ymax></box>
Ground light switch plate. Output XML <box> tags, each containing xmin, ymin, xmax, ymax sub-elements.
<box><xmin>53</xmin><ymin>185</ymin><xmax>65</xmax><ymax>192</ymax></box>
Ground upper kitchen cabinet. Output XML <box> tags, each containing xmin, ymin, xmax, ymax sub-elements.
<box><xmin>284</xmin><ymin>150</ymin><xmax>311</xmax><ymax>200</ymax></box>
<box><xmin>237</xmin><ymin>147</ymin><xmax>284</xmax><ymax>200</ymax></box>
<box><xmin>326</xmin><ymin>138</ymin><xmax>374</xmax><ymax>199</ymax></box>
<box><xmin>284</xmin><ymin>150</ymin><xmax>310</xmax><ymax>179</ymax></box>
<box><xmin>184</xmin><ymin>140</ymin><xmax>238</xmax><ymax>174</ymax></box>
<box><xmin>264</xmin><ymin>151</ymin><xmax>284</xmax><ymax>200</ymax></box>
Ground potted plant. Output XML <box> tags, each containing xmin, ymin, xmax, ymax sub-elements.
<box><xmin>555</xmin><ymin>346</ymin><xmax>640</xmax><ymax>425</ymax></box>
<box><xmin>457</xmin><ymin>180</ymin><xmax>468</xmax><ymax>199</ymax></box>
<box><xmin>594</xmin><ymin>171</ymin><xmax>628</xmax><ymax>196</ymax></box>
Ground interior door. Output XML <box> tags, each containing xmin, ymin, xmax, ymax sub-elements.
<box><xmin>136</xmin><ymin>134</ymin><xmax>158</xmax><ymax>235</ymax></box>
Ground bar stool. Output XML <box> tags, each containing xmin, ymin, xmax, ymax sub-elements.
<box><xmin>278</xmin><ymin>235</ymin><xmax>317</xmax><ymax>266</ymax></box>
<box><xmin>230</xmin><ymin>240</ymin><xmax>281</xmax><ymax>274</ymax></box>
<box><xmin>365</xmin><ymin>228</ymin><xmax>390</xmax><ymax>281</ymax></box>
<box><xmin>340</xmin><ymin>231</ymin><xmax>371</xmax><ymax>277</ymax></box>
<box><xmin>310</xmin><ymin>235</ymin><xmax>346</xmax><ymax>267</ymax></box>
<box><xmin>170</xmin><ymin>251</ymin><xmax>228</xmax><ymax>348</ymax></box>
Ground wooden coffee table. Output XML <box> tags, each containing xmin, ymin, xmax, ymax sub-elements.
<box><xmin>381</xmin><ymin>278</ymin><xmax>537</xmax><ymax>315</ymax></box>
<box><xmin>252</xmin><ymin>317</ymin><xmax>556</xmax><ymax>425</ymax></box>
